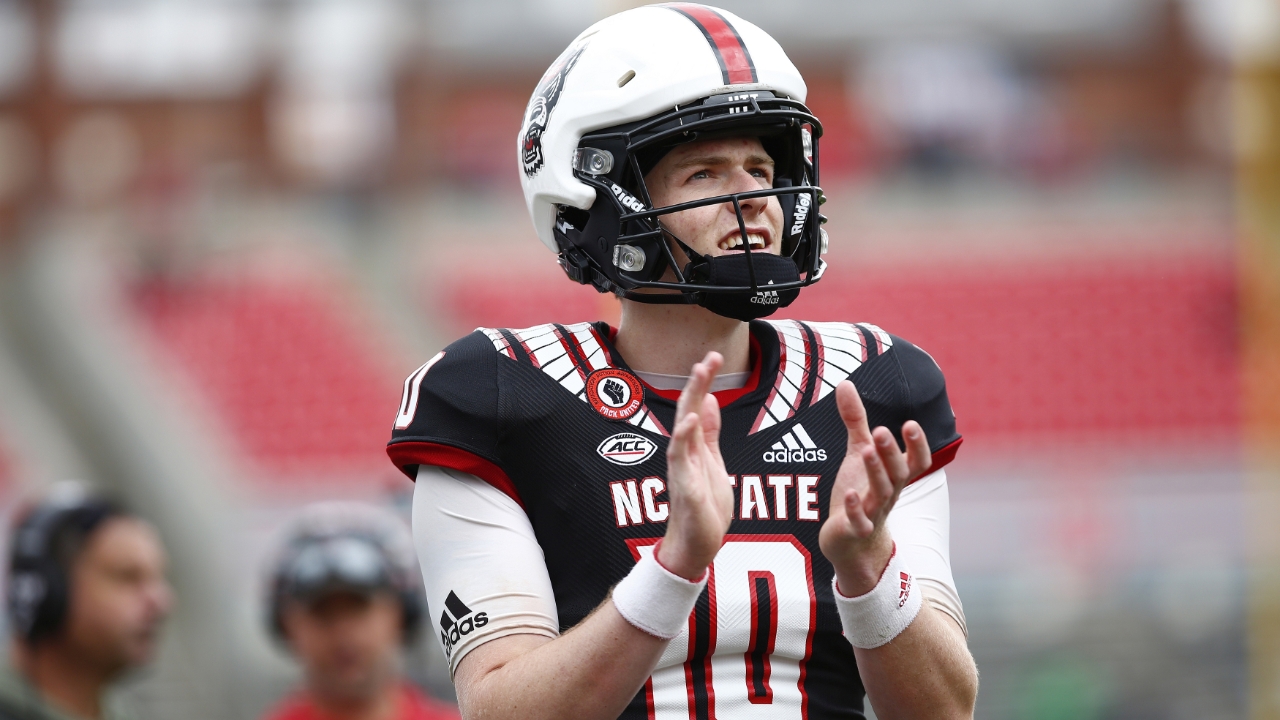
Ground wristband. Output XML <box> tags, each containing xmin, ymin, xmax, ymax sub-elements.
<box><xmin>832</xmin><ymin>545</ymin><xmax>922</xmax><ymax>649</ymax></box>
<box><xmin>611</xmin><ymin>550</ymin><xmax>707</xmax><ymax>639</ymax></box>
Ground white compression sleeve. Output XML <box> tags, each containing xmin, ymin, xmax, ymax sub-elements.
<box><xmin>885</xmin><ymin>469</ymin><xmax>967</xmax><ymax>636</ymax></box>
<box><xmin>413</xmin><ymin>465</ymin><xmax>561</xmax><ymax>677</ymax></box>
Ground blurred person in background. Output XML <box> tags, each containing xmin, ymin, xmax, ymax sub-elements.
<box><xmin>2</xmin><ymin>484</ymin><xmax>171</xmax><ymax>720</ymax></box>
<box><xmin>263</xmin><ymin>502</ymin><xmax>458</xmax><ymax>720</ymax></box>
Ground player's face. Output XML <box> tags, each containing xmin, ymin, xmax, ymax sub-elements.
<box><xmin>62</xmin><ymin>518</ymin><xmax>172</xmax><ymax>675</ymax></box>
<box><xmin>644</xmin><ymin>136</ymin><xmax>783</xmax><ymax>264</ymax></box>
<box><xmin>282</xmin><ymin>590</ymin><xmax>403</xmax><ymax>702</ymax></box>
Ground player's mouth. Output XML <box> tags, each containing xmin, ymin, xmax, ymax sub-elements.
<box><xmin>716</xmin><ymin>229</ymin><xmax>772</xmax><ymax>254</ymax></box>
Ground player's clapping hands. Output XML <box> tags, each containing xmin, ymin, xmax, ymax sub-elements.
<box><xmin>820</xmin><ymin>380</ymin><xmax>933</xmax><ymax>597</ymax></box>
<box><xmin>658</xmin><ymin>352</ymin><xmax>735</xmax><ymax>581</ymax></box>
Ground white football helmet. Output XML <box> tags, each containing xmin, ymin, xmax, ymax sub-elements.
<box><xmin>517</xmin><ymin>3</ymin><xmax>828</xmax><ymax>321</ymax></box>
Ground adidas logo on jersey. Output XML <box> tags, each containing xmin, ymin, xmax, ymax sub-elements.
<box><xmin>763</xmin><ymin>423</ymin><xmax>827</xmax><ymax>463</ymax></box>
<box><xmin>438</xmin><ymin>590</ymin><xmax>488</xmax><ymax>658</ymax></box>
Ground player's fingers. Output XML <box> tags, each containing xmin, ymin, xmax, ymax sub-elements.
<box><xmin>687</xmin><ymin>407</ymin><xmax>707</xmax><ymax>458</ymax></box>
<box><xmin>872</xmin><ymin>427</ymin><xmax>910</xmax><ymax>488</ymax></box>
<box><xmin>836</xmin><ymin>381</ymin><xmax>874</xmax><ymax>450</ymax></box>
<box><xmin>843</xmin><ymin>490</ymin><xmax>875</xmax><ymax>538</ymax></box>
<box><xmin>674</xmin><ymin>363</ymin><xmax>709</xmax><ymax>421</ymax></box>
<box><xmin>699</xmin><ymin>394</ymin><xmax>723</xmax><ymax>452</ymax></box>
<box><xmin>701</xmin><ymin>351</ymin><xmax>724</xmax><ymax>380</ymax></box>
<box><xmin>696</xmin><ymin>437</ymin><xmax>725</xmax><ymax>492</ymax></box>
<box><xmin>860</xmin><ymin>445</ymin><xmax>894</xmax><ymax>519</ymax></box>
<box><xmin>699</xmin><ymin>393</ymin><xmax>722</xmax><ymax>436</ymax></box>
<box><xmin>676</xmin><ymin>351</ymin><xmax>719</xmax><ymax>414</ymax></box>
<box><xmin>667</xmin><ymin>411</ymin><xmax>700</xmax><ymax>467</ymax></box>
<box><xmin>902</xmin><ymin>421</ymin><xmax>933</xmax><ymax>480</ymax></box>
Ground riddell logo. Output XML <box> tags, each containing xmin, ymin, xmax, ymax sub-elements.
<box><xmin>790</xmin><ymin>193</ymin><xmax>811</xmax><ymax>236</ymax></box>
<box><xmin>898</xmin><ymin>571</ymin><xmax>912</xmax><ymax>609</ymax></box>
<box><xmin>610</xmin><ymin>183</ymin><xmax>646</xmax><ymax>214</ymax></box>
<box><xmin>762</xmin><ymin>423</ymin><xmax>828</xmax><ymax>462</ymax></box>
<box><xmin>438</xmin><ymin>591</ymin><xmax>488</xmax><ymax>657</ymax></box>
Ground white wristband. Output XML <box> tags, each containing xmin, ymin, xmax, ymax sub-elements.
<box><xmin>611</xmin><ymin>550</ymin><xmax>707</xmax><ymax>640</ymax></box>
<box><xmin>833</xmin><ymin>545</ymin><xmax>923</xmax><ymax>649</ymax></box>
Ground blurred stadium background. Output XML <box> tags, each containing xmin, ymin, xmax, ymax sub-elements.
<box><xmin>0</xmin><ymin>0</ymin><xmax>1277</xmax><ymax>718</ymax></box>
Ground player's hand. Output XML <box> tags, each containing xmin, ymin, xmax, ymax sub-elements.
<box><xmin>819</xmin><ymin>380</ymin><xmax>932</xmax><ymax>597</ymax></box>
<box><xmin>658</xmin><ymin>352</ymin><xmax>734</xmax><ymax>581</ymax></box>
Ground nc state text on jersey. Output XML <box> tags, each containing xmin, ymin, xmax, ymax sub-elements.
<box><xmin>611</xmin><ymin>474</ymin><xmax>822</xmax><ymax>528</ymax></box>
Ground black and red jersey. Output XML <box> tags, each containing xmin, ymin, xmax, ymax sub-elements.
<box><xmin>388</xmin><ymin>319</ymin><xmax>961</xmax><ymax>720</ymax></box>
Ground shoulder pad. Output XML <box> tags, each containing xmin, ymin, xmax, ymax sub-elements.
<box><xmin>473</xmin><ymin>322</ymin><xmax>667</xmax><ymax>437</ymax></box>
<box><xmin>752</xmin><ymin>320</ymin><xmax>893</xmax><ymax>433</ymax></box>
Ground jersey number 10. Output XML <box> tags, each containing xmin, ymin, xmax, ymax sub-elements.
<box><xmin>631</xmin><ymin>536</ymin><xmax>817</xmax><ymax>720</ymax></box>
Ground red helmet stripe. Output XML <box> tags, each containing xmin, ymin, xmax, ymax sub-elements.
<box><xmin>663</xmin><ymin>4</ymin><xmax>758</xmax><ymax>85</ymax></box>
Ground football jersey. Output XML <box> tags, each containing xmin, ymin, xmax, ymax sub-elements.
<box><xmin>388</xmin><ymin>319</ymin><xmax>962</xmax><ymax>720</ymax></box>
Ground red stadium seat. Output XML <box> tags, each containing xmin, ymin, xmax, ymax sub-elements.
<box><xmin>131</xmin><ymin>276</ymin><xmax>403</xmax><ymax>486</ymax></box>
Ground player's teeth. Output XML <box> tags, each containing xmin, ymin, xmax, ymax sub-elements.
<box><xmin>748</xmin><ymin>233</ymin><xmax>764</xmax><ymax>248</ymax></box>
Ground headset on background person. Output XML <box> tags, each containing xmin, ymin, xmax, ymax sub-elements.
<box><xmin>6</xmin><ymin>484</ymin><xmax>123</xmax><ymax>644</ymax></box>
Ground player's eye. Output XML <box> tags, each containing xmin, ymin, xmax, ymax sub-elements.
<box><xmin>689</xmin><ymin>169</ymin><xmax>709</xmax><ymax>181</ymax></box>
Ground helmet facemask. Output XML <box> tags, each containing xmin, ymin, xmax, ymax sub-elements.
<box><xmin>552</xmin><ymin>91</ymin><xmax>828</xmax><ymax>321</ymax></box>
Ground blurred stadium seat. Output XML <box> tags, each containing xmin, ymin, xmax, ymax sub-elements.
<box><xmin>130</xmin><ymin>273</ymin><xmax>401</xmax><ymax>485</ymax></box>
<box><xmin>786</xmin><ymin>253</ymin><xmax>1238</xmax><ymax>445</ymax></box>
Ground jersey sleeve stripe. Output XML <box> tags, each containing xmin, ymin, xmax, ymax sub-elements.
<box><xmin>387</xmin><ymin>441</ymin><xmax>525</xmax><ymax>509</ymax></box>
<box><xmin>915</xmin><ymin>437</ymin><xmax>962</xmax><ymax>484</ymax></box>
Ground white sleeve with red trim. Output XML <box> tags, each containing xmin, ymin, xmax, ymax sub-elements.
<box><xmin>885</xmin><ymin>469</ymin><xmax>967</xmax><ymax>636</ymax></box>
<box><xmin>412</xmin><ymin>464</ymin><xmax>560</xmax><ymax>678</ymax></box>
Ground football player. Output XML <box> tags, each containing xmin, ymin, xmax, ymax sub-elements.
<box><xmin>389</xmin><ymin>5</ymin><xmax>978</xmax><ymax>719</ymax></box>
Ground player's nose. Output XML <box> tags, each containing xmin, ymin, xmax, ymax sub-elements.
<box><xmin>726</xmin><ymin>165</ymin><xmax>763</xmax><ymax>195</ymax></box>
<box><xmin>727</xmin><ymin>170</ymin><xmax>768</xmax><ymax>218</ymax></box>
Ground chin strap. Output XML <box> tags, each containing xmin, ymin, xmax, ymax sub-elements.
<box><xmin>615</xmin><ymin>228</ymin><xmax>802</xmax><ymax>320</ymax></box>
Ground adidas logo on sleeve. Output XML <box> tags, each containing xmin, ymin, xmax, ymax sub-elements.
<box><xmin>438</xmin><ymin>590</ymin><xmax>488</xmax><ymax>657</ymax></box>
<box><xmin>762</xmin><ymin>423</ymin><xmax>828</xmax><ymax>463</ymax></box>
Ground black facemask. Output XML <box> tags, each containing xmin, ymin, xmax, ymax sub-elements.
<box><xmin>684</xmin><ymin>252</ymin><xmax>801</xmax><ymax>321</ymax></box>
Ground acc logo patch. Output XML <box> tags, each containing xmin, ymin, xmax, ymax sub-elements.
<box><xmin>585</xmin><ymin>368</ymin><xmax>644</xmax><ymax>421</ymax></box>
<box><xmin>596</xmin><ymin>432</ymin><xmax>657</xmax><ymax>466</ymax></box>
